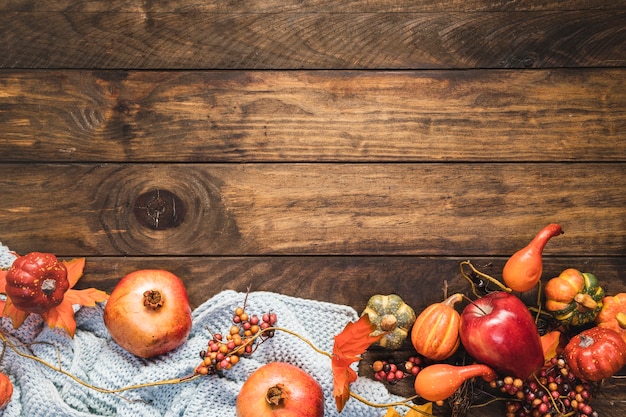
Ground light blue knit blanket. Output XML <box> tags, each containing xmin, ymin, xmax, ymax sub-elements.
<box><xmin>0</xmin><ymin>243</ymin><xmax>403</xmax><ymax>416</ymax></box>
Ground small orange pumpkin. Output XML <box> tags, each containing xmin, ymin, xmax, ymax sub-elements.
<box><xmin>410</xmin><ymin>293</ymin><xmax>463</xmax><ymax>361</ymax></box>
<box><xmin>544</xmin><ymin>268</ymin><xmax>604</xmax><ymax>326</ymax></box>
<box><xmin>0</xmin><ymin>371</ymin><xmax>13</xmax><ymax>410</ymax></box>
<box><xmin>596</xmin><ymin>293</ymin><xmax>626</xmax><ymax>344</ymax></box>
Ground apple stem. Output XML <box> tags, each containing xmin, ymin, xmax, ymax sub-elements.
<box><xmin>461</xmin><ymin>294</ymin><xmax>490</xmax><ymax>316</ymax></box>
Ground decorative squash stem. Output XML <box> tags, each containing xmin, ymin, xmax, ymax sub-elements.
<box><xmin>617</xmin><ymin>312</ymin><xmax>626</xmax><ymax>329</ymax></box>
<box><xmin>574</xmin><ymin>293</ymin><xmax>599</xmax><ymax>311</ymax></box>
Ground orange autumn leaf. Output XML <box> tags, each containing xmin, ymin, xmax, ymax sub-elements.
<box><xmin>332</xmin><ymin>315</ymin><xmax>383</xmax><ymax>412</ymax></box>
<box><xmin>63</xmin><ymin>257</ymin><xmax>85</xmax><ymax>287</ymax></box>
<box><xmin>406</xmin><ymin>402</ymin><xmax>433</xmax><ymax>417</ymax></box>
<box><xmin>0</xmin><ymin>270</ymin><xmax>6</xmax><ymax>292</ymax></box>
<box><xmin>383</xmin><ymin>402</ymin><xmax>433</xmax><ymax>417</ymax></box>
<box><xmin>541</xmin><ymin>330</ymin><xmax>563</xmax><ymax>362</ymax></box>
<box><xmin>383</xmin><ymin>407</ymin><xmax>401</xmax><ymax>417</ymax></box>
<box><xmin>64</xmin><ymin>287</ymin><xmax>109</xmax><ymax>307</ymax></box>
<box><xmin>2</xmin><ymin>296</ymin><xmax>30</xmax><ymax>329</ymax></box>
<box><xmin>45</xmin><ymin>287</ymin><xmax>109</xmax><ymax>337</ymax></box>
<box><xmin>41</xmin><ymin>298</ymin><xmax>78</xmax><ymax>337</ymax></box>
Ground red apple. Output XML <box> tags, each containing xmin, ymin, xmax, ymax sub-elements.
<box><xmin>459</xmin><ymin>291</ymin><xmax>544</xmax><ymax>379</ymax></box>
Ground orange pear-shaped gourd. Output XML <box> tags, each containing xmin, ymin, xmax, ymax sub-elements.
<box><xmin>414</xmin><ymin>363</ymin><xmax>496</xmax><ymax>402</ymax></box>
<box><xmin>502</xmin><ymin>223</ymin><xmax>563</xmax><ymax>292</ymax></box>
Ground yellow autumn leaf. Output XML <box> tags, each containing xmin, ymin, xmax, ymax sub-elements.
<box><xmin>406</xmin><ymin>402</ymin><xmax>433</xmax><ymax>417</ymax></box>
<box><xmin>383</xmin><ymin>402</ymin><xmax>433</xmax><ymax>417</ymax></box>
<box><xmin>383</xmin><ymin>407</ymin><xmax>401</xmax><ymax>417</ymax></box>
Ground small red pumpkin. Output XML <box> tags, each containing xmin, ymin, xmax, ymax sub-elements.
<box><xmin>4</xmin><ymin>252</ymin><xmax>70</xmax><ymax>314</ymax></box>
<box><xmin>563</xmin><ymin>327</ymin><xmax>626</xmax><ymax>382</ymax></box>
<box><xmin>0</xmin><ymin>372</ymin><xmax>13</xmax><ymax>409</ymax></box>
<box><xmin>410</xmin><ymin>293</ymin><xmax>463</xmax><ymax>361</ymax></box>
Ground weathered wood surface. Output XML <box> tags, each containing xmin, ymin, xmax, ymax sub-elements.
<box><xmin>1</xmin><ymin>0</ymin><xmax>626</xmax><ymax>416</ymax></box>
<box><xmin>1</xmin><ymin>69</ymin><xmax>625</xmax><ymax>162</ymax></box>
<box><xmin>5</xmin><ymin>0</ymin><xmax>626</xmax><ymax>12</ymax></box>
<box><xmin>1</xmin><ymin>8</ymin><xmax>625</xmax><ymax>69</ymax></box>
<box><xmin>1</xmin><ymin>163</ymin><xmax>625</xmax><ymax>256</ymax></box>
<box><xmin>70</xmin><ymin>256</ymin><xmax>625</xmax><ymax>313</ymax></box>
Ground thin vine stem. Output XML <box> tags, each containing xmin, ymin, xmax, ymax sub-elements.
<box><xmin>0</xmin><ymin>324</ymin><xmax>438</xmax><ymax>414</ymax></box>
<box><xmin>0</xmin><ymin>330</ymin><xmax>201</xmax><ymax>393</ymax></box>
<box><xmin>349</xmin><ymin>392</ymin><xmax>434</xmax><ymax>416</ymax></box>
<box><xmin>459</xmin><ymin>260</ymin><xmax>511</xmax><ymax>298</ymax></box>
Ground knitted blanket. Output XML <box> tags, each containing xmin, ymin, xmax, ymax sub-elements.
<box><xmin>0</xmin><ymin>243</ymin><xmax>404</xmax><ymax>416</ymax></box>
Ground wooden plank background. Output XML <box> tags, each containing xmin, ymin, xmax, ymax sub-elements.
<box><xmin>1</xmin><ymin>1</ymin><xmax>625</xmax><ymax>416</ymax></box>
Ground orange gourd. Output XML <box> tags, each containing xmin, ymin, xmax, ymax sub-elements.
<box><xmin>410</xmin><ymin>293</ymin><xmax>463</xmax><ymax>361</ymax></box>
<box><xmin>0</xmin><ymin>372</ymin><xmax>12</xmax><ymax>410</ymax></box>
<box><xmin>502</xmin><ymin>223</ymin><xmax>563</xmax><ymax>292</ymax></box>
<box><xmin>544</xmin><ymin>268</ymin><xmax>604</xmax><ymax>326</ymax></box>
<box><xmin>596</xmin><ymin>293</ymin><xmax>626</xmax><ymax>344</ymax></box>
<box><xmin>414</xmin><ymin>363</ymin><xmax>496</xmax><ymax>402</ymax></box>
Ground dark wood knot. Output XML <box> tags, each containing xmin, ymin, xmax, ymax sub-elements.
<box><xmin>133</xmin><ymin>189</ymin><xmax>186</xmax><ymax>230</ymax></box>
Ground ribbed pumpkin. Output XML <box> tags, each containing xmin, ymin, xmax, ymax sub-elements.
<box><xmin>361</xmin><ymin>294</ymin><xmax>416</xmax><ymax>349</ymax></box>
<box><xmin>410</xmin><ymin>293</ymin><xmax>463</xmax><ymax>361</ymax></box>
<box><xmin>544</xmin><ymin>268</ymin><xmax>604</xmax><ymax>326</ymax></box>
<box><xmin>595</xmin><ymin>293</ymin><xmax>626</xmax><ymax>344</ymax></box>
<box><xmin>0</xmin><ymin>372</ymin><xmax>12</xmax><ymax>410</ymax></box>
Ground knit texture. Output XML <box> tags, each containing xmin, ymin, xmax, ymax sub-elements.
<box><xmin>0</xmin><ymin>243</ymin><xmax>405</xmax><ymax>416</ymax></box>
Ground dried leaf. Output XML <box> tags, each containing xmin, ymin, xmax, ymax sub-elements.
<box><xmin>0</xmin><ymin>270</ymin><xmax>6</xmax><ymax>292</ymax></box>
<box><xmin>39</xmin><ymin>262</ymin><xmax>108</xmax><ymax>337</ymax></box>
<box><xmin>332</xmin><ymin>315</ymin><xmax>383</xmax><ymax>412</ymax></box>
<box><xmin>382</xmin><ymin>403</ymin><xmax>434</xmax><ymax>417</ymax></box>
<box><xmin>406</xmin><ymin>402</ymin><xmax>433</xmax><ymax>416</ymax></box>
<box><xmin>41</xmin><ymin>299</ymin><xmax>77</xmax><ymax>337</ymax></box>
<box><xmin>63</xmin><ymin>257</ymin><xmax>85</xmax><ymax>287</ymax></box>
<box><xmin>383</xmin><ymin>407</ymin><xmax>401</xmax><ymax>417</ymax></box>
<box><xmin>541</xmin><ymin>330</ymin><xmax>562</xmax><ymax>362</ymax></box>
<box><xmin>64</xmin><ymin>288</ymin><xmax>109</xmax><ymax>307</ymax></box>
<box><xmin>2</xmin><ymin>296</ymin><xmax>30</xmax><ymax>329</ymax></box>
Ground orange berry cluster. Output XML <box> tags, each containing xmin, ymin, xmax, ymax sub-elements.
<box><xmin>195</xmin><ymin>305</ymin><xmax>277</xmax><ymax>375</ymax></box>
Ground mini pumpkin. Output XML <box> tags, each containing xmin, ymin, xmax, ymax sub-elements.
<box><xmin>410</xmin><ymin>293</ymin><xmax>463</xmax><ymax>361</ymax></box>
<box><xmin>0</xmin><ymin>372</ymin><xmax>12</xmax><ymax>410</ymax></box>
<box><xmin>596</xmin><ymin>293</ymin><xmax>626</xmax><ymax>344</ymax></box>
<box><xmin>4</xmin><ymin>252</ymin><xmax>70</xmax><ymax>314</ymax></box>
<box><xmin>544</xmin><ymin>268</ymin><xmax>604</xmax><ymax>326</ymax></box>
<box><xmin>361</xmin><ymin>294</ymin><xmax>416</xmax><ymax>350</ymax></box>
<box><xmin>563</xmin><ymin>326</ymin><xmax>626</xmax><ymax>382</ymax></box>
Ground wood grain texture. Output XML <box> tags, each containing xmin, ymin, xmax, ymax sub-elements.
<box><xmin>4</xmin><ymin>0</ymin><xmax>626</xmax><ymax>13</ymax></box>
<box><xmin>1</xmin><ymin>11</ymin><xmax>625</xmax><ymax>69</ymax></box>
<box><xmin>2</xmin><ymin>1</ymin><xmax>626</xmax><ymax>415</ymax></box>
<box><xmin>71</xmin><ymin>256</ymin><xmax>626</xmax><ymax>312</ymax></box>
<box><xmin>1</xmin><ymin>163</ymin><xmax>624</xmax><ymax>256</ymax></box>
<box><xmin>1</xmin><ymin>69</ymin><xmax>625</xmax><ymax>162</ymax></box>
